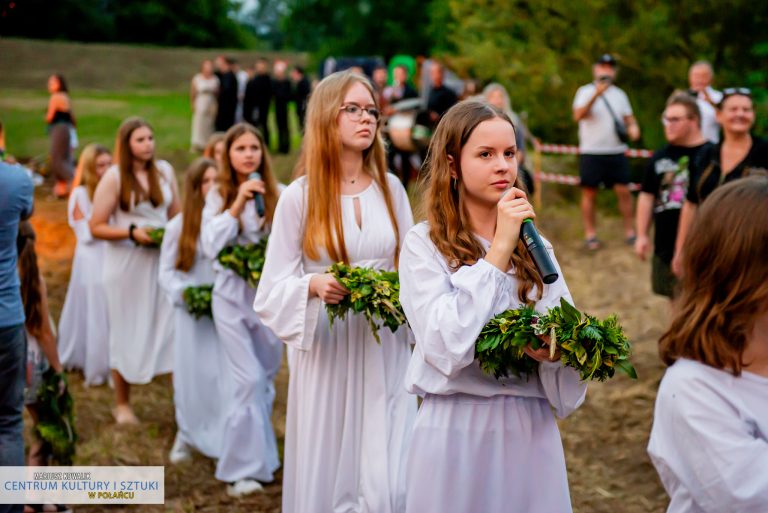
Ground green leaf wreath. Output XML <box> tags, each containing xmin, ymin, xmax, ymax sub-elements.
<box><xmin>35</xmin><ymin>369</ymin><xmax>77</xmax><ymax>465</ymax></box>
<box><xmin>475</xmin><ymin>297</ymin><xmax>637</xmax><ymax>382</ymax></box>
<box><xmin>216</xmin><ymin>237</ymin><xmax>268</xmax><ymax>288</ymax></box>
<box><xmin>183</xmin><ymin>284</ymin><xmax>213</xmax><ymax>319</ymax></box>
<box><xmin>325</xmin><ymin>262</ymin><xmax>406</xmax><ymax>343</ymax></box>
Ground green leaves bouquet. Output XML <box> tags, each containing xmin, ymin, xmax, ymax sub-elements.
<box><xmin>216</xmin><ymin>237</ymin><xmax>268</xmax><ymax>288</ymax></box>
<box><xmin>475</xmin><ymin>298</ymin><xmax>637</xmax><ymax>382</ymax></box>
<box><xmin>183</xmin><ymin>284</ymin><xmax>213</xmax><ymax>319</ymax></box>
<box><xmin>145</xmin><ymin>226</ymin><xmax>165</xmax><ymax>248</ymax></box>
<box><xmin>325</xmin><ymin>262</ymin><xmax>406</xmax><ymax>343</ymax></box>
<box><xmin>35</xmin><ymin>369</ymin><xmax>77</xmax><ymax>465</ymax></box>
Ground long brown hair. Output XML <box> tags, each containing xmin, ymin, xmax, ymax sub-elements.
<box><xmin>72</xmin><ymin>143</ymin><xmax>110</xmax><ymax>200</ymax></box>
<box><xmin>420</xmin><ymin>100</ymin><xmax>543</xmax><ymax>303</ymax></box>
<box><xmin>216</xmin><ymin>123</ymin><xmax>279</xmax><ymax>225</ymax></box>
<box><xmin>16</xmin><ymin>221</ymin><xmax>44</xmax><ymax>336</ymax></box>
<box><xmin>203</xmin><ymin>132</ymin><xmax>226</xmax><ymax>160</ymax></box>
<box><xmin>176</xmin><ymin>158</ymin><xmax>217</xmax><ymax>272</ymax></box>
<box><xmin>659</xmin><ymin>176</ymin><xmax>768</xmax><ymax>374</ymax></box>
<box><xmin>115</xmin><ymin>117</ymin><xmax>164</xmax><ymax>211</ymax></box>
<box><xmin>294</xmin><ymin>70</ymin><xmax>401</xmax><ymax>265</ymax></box>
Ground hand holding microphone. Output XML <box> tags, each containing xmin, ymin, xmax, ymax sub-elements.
<box><xmin>248</xmin><ymin>172</ymin><xmax>266</xmax><ymax>217</ymax></box>
<box><xmin>487</xmin><ymin>187</ymin><xmax>559</xmax><ymax>284</ymax></box>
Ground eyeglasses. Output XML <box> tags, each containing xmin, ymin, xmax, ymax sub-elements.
<box><xmin>340</xmin><ymin>104</ymin><xmax>381</xmax><ymax>122</ymax></box>
<box><xmin>661</xmin><ymin>115</ymin><xmax>691</xmax><ymax>125</ymax></box>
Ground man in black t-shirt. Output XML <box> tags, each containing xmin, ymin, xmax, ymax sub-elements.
<box><xmin>635</xmin><ymin>93</ymin><xmax>712</xmax><ymax>298</ymax></box>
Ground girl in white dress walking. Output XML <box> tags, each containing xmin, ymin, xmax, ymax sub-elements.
<box><xmin>159</xmin><ymin>157</ymin><xmax>233</xmax><ymax>464</ymax></box>
<box><xmin>200</xmin><ymin>122</ymin><xmax>283</xmax><ymax>497</ymax></box>
<box><xmin>253</xmin><ymin>70</ymin><xmax>417</xmax><ymax>513</ymax></box>
<box><xmin>398</xmin><ymin>100</ymin><xmax>587</xmax><ymax>513</ymax></box>
<box><xmin>90</xmin><ymin>117</ymin><xmax>180</xmax><ymax>425</ymax></box>
<box><xmin>58</xmin><ymin>144</ymin><xmax>112</xmax><ymax>386</ymax></box>
<box><xmin>648</xmin><ymin>176</ymin><xmax>768</xmax><ymax>512</ymax></box>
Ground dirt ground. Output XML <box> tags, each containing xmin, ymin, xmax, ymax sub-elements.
<box><xmin>28</xmin><ymin>183</ymin><xmax>670</xmax><ymax>513</ymax></box>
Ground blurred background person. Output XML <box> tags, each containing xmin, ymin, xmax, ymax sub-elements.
<box><xmin>214</xmin><ymin>56</ymin><xmax>238</xmax><ymax>132</ymax></box>
<box><xmin>272</xmin><ymin>60</ymin><xmax>292</xmax><ymax>154</ymax></box>
<box><xmin>46</xmin><ymin>74</ymin><xmax>77</xmax><ymax>198</ymax></box>
<box><xmin>190</xmin><ymin>59</ymin><xmax>220</xmax><ymax>152</ymax></box>
<box><xmin>243</xmin><ymin>58</ymin><xmax>273</xmax><ymax>147</ymax></box>
<box><xmin>687</xmin><ymin>61</ymin><xmax>723</xmax><ymax>144</ymax></box>
<box><xmin>426</xmin><ymin>62</ymin><xmax>458</xmax><ymax>125</ymax></box>
<box><xmin>291</xmin><ymin>66</ymin><xmax>311</xmax><ymax>130</ymax></box>
<box><xmin>572</xmin><ymin>54</ymin><xmax>640</xmax><ymax>250</ymax></box>
<box><xmin>232</xmin><ymin>58</ymin><xmax>249</xmax><ymax>124</ymax></box>
<box><xmin>673</xmin><ymin>88</ymin><xmax>768</xmax><ymax>277</ymax></box>
<box><xmin>635</xmin><ymin>93</ymin><xmax>711</xmax><ymax>299</ymax></box>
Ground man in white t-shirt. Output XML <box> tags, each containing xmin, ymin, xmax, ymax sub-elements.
<box><xmin>573</xmin><ymin>54</ymin><xmax>640</xmax><ymax>250</ymax></box>
<box><xmin>687</xmin><ymin>61</ymin><xmax>723</xmax><ymax>144</ymax></box>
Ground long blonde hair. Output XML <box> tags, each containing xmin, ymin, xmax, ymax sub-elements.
<box><xmin>216</xmin><ymin>123</ymin><xmax>279</xmax><ymax>225</ymax></box>
<box><xmin>176</xmin><ymin>158</ymin><xmax>217</xmax><ymax>272</ymax></box>
<box><xmin>72</xmin><ymin>143</ymin><xmax>110</xmax><ymax>200</ymax></box>
<box><xmin>420</xmin><ymin>100</ymin><xmax>543</xmax><ymax>303</ymax></box>
<box><xmin>115</xmin><ymin>117</ymin><xmax>164</xmax><ymax>212</ymax></box>
<box><xmin>294</xmin><ymin>70</ymin><xmax>401</xmax><ymax>265</ymax></box>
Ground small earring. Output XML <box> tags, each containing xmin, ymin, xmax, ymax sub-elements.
<box><xmin>452</xmin><ymin>177</ymin><xmax>458</xmax><ymax>190</ymax></box>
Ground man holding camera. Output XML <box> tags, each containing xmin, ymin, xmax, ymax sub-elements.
<box><xmin>573</xmin><ymin>54</ymin><xmax>640</xmax><ymax>250</ymax></box>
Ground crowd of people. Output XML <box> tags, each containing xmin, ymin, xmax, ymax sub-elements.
<box><xmin>0</xmin><ymin>54</ymin><xmax>766</xmax><ymax>513</ymax></box>
<box><xmin>189</xmin><ymin>56</ymin><xmax>311</xmax><ymax>156</ymax></box>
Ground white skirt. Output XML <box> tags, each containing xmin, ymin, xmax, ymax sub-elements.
<box><xmin>405</xmin><ymin>393</ymin><xmax>573</xmax><ymax>513</ymax></box>
<box><xmin>58</xmin><ymin>242</ymin><xmax>110</xmax><ymax>386</ymax></box>
<box><xmin>172</xmin><ymin>306</ymin><xmax>232</xmax><ymax>458</ymax></box>
<box><xmin>103</xmin><ymin>243</ymin><xmax>174</xmax><ymax>384</ymax></box>
<box><xmin>282</xmin><ymin>312</ymin><xmax>416</xmax><ymax>513</ymax></box>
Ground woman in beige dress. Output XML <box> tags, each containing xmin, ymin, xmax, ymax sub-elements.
<box><xmin>191</xmin><ymin>60</ymin><xmax>220</xmax><ymax>151</ymax></box>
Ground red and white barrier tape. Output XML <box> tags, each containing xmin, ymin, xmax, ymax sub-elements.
<box><xmin>537</xmin><ymin>172</ymin><xmax>641</xmax><ymax>191</ymax></box>
<box><xmin>535</xmin><ymin>142</ymin><xmax>653</xmax><ymax>159</ymax></box>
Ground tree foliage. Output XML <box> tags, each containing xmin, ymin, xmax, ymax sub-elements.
<box><xmin>432</xmin><ymin>0</ymin><xmax>768</xmax><ymax>146</ymax></box>
<box><xmin>1</xmin><ymin>0</ymin><xmax>249</xmax><ymax>48</ymax></box>
<box><xmin>281</xmin><ymin>0</ymin><xmax>434</xmax><ymax>59</ymax></box>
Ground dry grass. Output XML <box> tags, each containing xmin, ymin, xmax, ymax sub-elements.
<box><xmin>30</xmin><ymin>178</ymin><xmax>669</xmax><ymax>512</ymax></box>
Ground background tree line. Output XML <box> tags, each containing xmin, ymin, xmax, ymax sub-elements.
<box><xmin>2</xmin><ymin>0</ymin><xmax>765</xmax><ymax>146</ymax></box>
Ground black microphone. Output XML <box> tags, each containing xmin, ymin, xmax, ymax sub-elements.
<box><xmin>520</xmin><ymin>219</ymin><xmax>559</xmax><ymax>284</ymax></box>
<box><xmin>248</xmin><ymin>171</ymin><xmax>266</xmax><ymax>217</ymax></box>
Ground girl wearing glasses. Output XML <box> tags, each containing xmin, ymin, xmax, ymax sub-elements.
<box><xmin>672</xmin><ymin>88</ymin><xmax>768</xmax><ymax>276</ymax></box>
<box><xmin>254</xmin><ymin>70</ymin><xmax>417</xmax><ymax>513</ymax></box>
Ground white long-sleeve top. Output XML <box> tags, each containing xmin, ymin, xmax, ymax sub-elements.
<box><xmin>648</xmin><ymin>358</ymin><xmax>768</xmax><ymax>513</ymax></box>
<box><xmin>399</xmin><ymin>222</ymin><xmax>587</xmax><ymax>418</ymax></box>
<box><xmin>67</xmin><ymin>186</ymin><xmax>96</xmax><ymax>243</ymax></box>
<box><xmin>253</xmin><ymin>174</ymin><xmax>414</xmax><ymax>351</ymax></box>
<box><xmin>158</xmin><ymin>214</ymin><xmax>216</xmax><ymax>307</ymax></box>
<box><xmin>200</xmin><ymin>186</ymin><xmax>271</xmax><ymax>275</ymax></box>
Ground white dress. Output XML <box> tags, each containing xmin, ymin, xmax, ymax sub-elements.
<box><xmin>398</xmin><ymin>223</ymin><xmax>588</xmax><ymax>513</ymax></box>
<box><xmin>200</xmin><ymin>186</ymin><xmax>283</xmax><ymax>483</ymax></box>
<box><xmin>58</xmin><ymin>186</ymin><xmax>110</xmax><ymax>386</ymax></box>
<box><xmin>253</xmin><ymin>174</ymin><xmax>418</xmax><ymax>513</ymax></box>
<box><xmin>158</xmin><ymin>214</ymin><xmax>233</xmax><ymax>458</ymax></box>
<box><xmin>102</xmin><ymin>162</ymin><xmax>174</xmax><ymax>384</ymax></box>
<box><xmin>647</xmin><ymin>358</ymin><xmax>768</xmax><ymax>513</ymax></box>
<box><xmin>191</xmin><ymin>73</ymin><xmax>219</xmax><ymax>150</ymax></box>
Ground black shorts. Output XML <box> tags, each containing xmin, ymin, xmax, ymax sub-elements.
<box><xmin>579</xmin><ymin>153</ymin><xmax>630</xmax><ymax>188</ymax></box>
